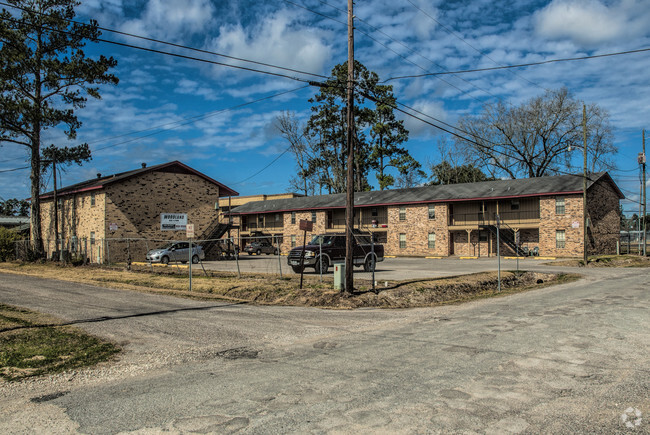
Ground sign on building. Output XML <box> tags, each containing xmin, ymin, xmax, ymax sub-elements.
<box><xmin>161</xmin><ymin>213</ymin><xmax>187</xmax><ymax>231</ymax></box>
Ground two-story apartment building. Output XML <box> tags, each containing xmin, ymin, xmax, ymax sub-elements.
<box><xmin>39</xmin><ymin>161</ymin><xmax>238</xmax><ymax>262</ymax></box>
<box><xmin>228</xmin><ymin>172</ymin><xmax>623</xmax><ymax>258</ymax></box>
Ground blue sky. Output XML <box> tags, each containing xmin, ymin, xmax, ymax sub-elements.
<box><xmin>1</xmin><ymin>0</ymin><xmax>649</xmax><ymax>217</ymax></box>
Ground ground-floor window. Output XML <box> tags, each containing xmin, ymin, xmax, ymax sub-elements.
<box><xmin>90</xmin><ymin>231</ymin><xmax>95</xmax><ymax>245</ymax></box>
<box><xmin>428</xmin><ymin>232</ymin><xmax>436</xmax><ymax>249</ymax></box>
<box><xmin>556</xmin><ymin>230</ymin><xmax>565</xmax><ymax>249</ymax></box>
<box><xmin>399</xmin><ymin>233</ymin><xmax>406</xmax><ymax>249</ymax></box>
<box><xmin>291</xmin><ymin>235</ymin><xmax>296</xmax><ymax>248</ymax></box>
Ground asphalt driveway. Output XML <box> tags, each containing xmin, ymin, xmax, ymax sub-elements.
<box><xmin>0</xmin><ymin>265</ymin><xmax>648</xmax><ymax>434</ymax></box>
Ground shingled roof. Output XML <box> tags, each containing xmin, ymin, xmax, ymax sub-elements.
<box><xmin>229</xmin><ymin>172</ymin><xmax>623</xmax><ymax>215</ymax></box>
<box><xmin>39</xmin><ymin>161</ymin><xmax>238</xmax><ymax>200</ymax></box>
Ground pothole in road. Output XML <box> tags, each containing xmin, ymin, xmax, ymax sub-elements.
<box><xmin>30</xmin><ymin>390</ymin><xmax>69</xmax><ymax>403</ymax></box>
<box><xmin>215</xmin><ymin>347</ymin><xmax>259</xmax><ymax>360</ymax></box>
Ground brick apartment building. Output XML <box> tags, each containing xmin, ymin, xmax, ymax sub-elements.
<box><xmin>227</xmin><ymin>172</ymin><xmax>623</xmax><ymax>258</ymax></box>
<box><xmin>39</xmin><ymin>161</ymin><xmax>238</xmax><ymax>262</ymax></box>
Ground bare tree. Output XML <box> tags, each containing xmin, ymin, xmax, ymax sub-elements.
<box><xmin>275</xmin><ymin>112</ymin><xmax>316</xmax><ymax>196</ymax></box>
<box><xmin>456</xmin><ymin>88</ymin><xmax>616</xmax><ymax>179</ymax></box>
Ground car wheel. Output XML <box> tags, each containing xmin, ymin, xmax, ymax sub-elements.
<box><xmin>256</xmin><ymin>249</ymin><xmax>261</xmax><ymax>255</ymax></box>
<box><xmin>192</xmin><ymin>255</ymin><xmax>199</xmax><ymax>264</ymax></box>
<box><xmin>314</xmin><ymin>256</ymin><xmax>329</xmax><ymax>274</ymax></box>
<box><xmin>291</xmin><ymin>265</ymin><xmax>304</xmax><ymax>273</ymax></box>
<box><xmin>363</xmin><ymin>255</ymin><xmax>375</xmax><ymax>272</ymax></box>
<box><xmin>161</xmin><ymin>255</ymin><xmax>169</xmax><ymax>265</ymax></box>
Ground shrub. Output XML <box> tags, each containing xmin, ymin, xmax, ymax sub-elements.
<box><xmin>0</xmin><ymin>227</ymin><xmax>21</xmax><ymax>261</ymax></box>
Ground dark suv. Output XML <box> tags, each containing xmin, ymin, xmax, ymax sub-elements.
<box><xmin>288</xmin><ymin>233</ymin><xmax>384</xmax><ymax>274</ymax></box>
<box><xmin>243</xmin><ymin>241</ymin><xmax>278</xmax><ymax>255</ymax></box>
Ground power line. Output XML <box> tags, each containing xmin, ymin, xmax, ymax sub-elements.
<box><xmin>404</xmin><ymin>0</ymin><xmax>544</xmax><ymax>90</ymax></box>
<box><xmin>0</xmin><ymin>15</ymin><xmax>314</xmax><ymax>84</ymax></box>
<box><xmin>0</xmin><ymin>1</ymin><xmax>327</xmax><ymax>80</ymax></box>
<box><xmin>385</xmin><ymin>47</ymin><xmax>650</xmax><ymax>81</ymax></box>
<box><xmin>231</xmin><ymin>147</ymin><xmax>292</xmax><ymax>185</ymax></box>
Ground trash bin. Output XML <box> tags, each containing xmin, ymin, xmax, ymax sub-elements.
<box><xmin>333</xmin><ymin>262</ymin><xmax>345</xmax><ymax>291</ymax></box>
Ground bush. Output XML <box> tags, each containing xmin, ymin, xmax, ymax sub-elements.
<box><xmin>0</xmin><ymin>227</ymin><xmax>21</xmax><ymax>261</ymax></box>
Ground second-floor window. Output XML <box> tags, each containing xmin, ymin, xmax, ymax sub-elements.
<box><xmin>556</xmin><ymin>197</ymin><xmax>565</xmax><ymax>215</ymax></box>
<box><xmin>258</xmin><ymin>215</ymin><xmax>264</xmax><ymax>227</ymax></box>
<box><xmin>399</xmin><ymin>207</ymin><xmax>406</xmax><ymax>221</ymax></box>
<box><xmin>291</xmin><ymin>212</ymin><xmax>296</xmax><ymax>224</ymax></box>
<box><xmin>90</xmin><ymin>192</ymin><xmax>96</xmax><ymax>207</ymax></box>
<box><xmin>428</xmin><ymin>205</ymin><xmax>435</xmax><ymax>219</ymax></box>
<box><xmin>312</xmin><ymin>211</ymin><xmax>317</xmax><ymax>222</ymax></box>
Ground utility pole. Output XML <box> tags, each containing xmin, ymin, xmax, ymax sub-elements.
<box><xmin>642</xmin><ymin>130</ymin><xmax>647</xmax><ymax>256</ymax></box>
<box><xmin>582</xmin><ymin>105</ymin><xmax>588</xmax><ymax>266</ymax></box>
<box><xmin>344</xmin><ymin>0</ymin><xmax>355</xmax><ymax>293</ymax></box>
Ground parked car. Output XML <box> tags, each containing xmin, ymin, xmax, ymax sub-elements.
<box><xmin>243</xmin><ymin>241</ymin><xmax>278</xmax><ymax>255</ymax></box>
<box><xmin>288</xmin><ymin>233</ymin><xmax>384</xmax><ymax>274</ymax></box>
<box><xmin>146</xmin><ymin>242</ymin><xmax>205</xmax><ymax>264</ymax></box>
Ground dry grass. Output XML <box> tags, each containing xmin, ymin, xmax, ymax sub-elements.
<box><xmin>0</xmin><ymin>262</ymin><xmax>578</xmax><ymax>309</ymax></box>
<box><xmin>548</xmin><ymin>254</ymin><xmax>650</xmax><ymax>268</ymax></box>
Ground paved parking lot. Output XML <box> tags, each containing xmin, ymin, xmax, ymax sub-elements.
<box><xmin>200</xmin><ymin>255</ymin><xmax>569</xmax><ymax>281</ymax></box>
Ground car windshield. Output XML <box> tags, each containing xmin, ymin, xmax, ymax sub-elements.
<box><xmin>309</xmin><ymin>235</ymin><xmax>336</xmax><ymax>246</ymax></box>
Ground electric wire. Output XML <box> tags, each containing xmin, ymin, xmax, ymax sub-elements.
<box><xmin>386</xmin><ymin>47</ymin><xmax>650</xmax><ymax>81</ymax></box>
<box><xmin>0</xmin><ymin>15</ymin><xmax>314</xmax><ymax>84</ymax></box>
<box><xmin>404</xmin><ymin>0</ymin><xmax>544</xmax><ymax>90</ymax></box>
<box><xmin>0</xmin><ymin>0</ymin><xmax>327</xmax><ymax>80</ymax></box>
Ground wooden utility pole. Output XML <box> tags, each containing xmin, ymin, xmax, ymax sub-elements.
<box><xmin>344</xmin><ymin>0</ymin><xmax>355</xmax><ymax>293</ymax></box>
<box><xmin>582</xmin><ymin>105</ymin><xmax>588</xmax><ymax>266</ymax></box>
<box><xmin>643</xmin><ymin>130</ymin><xmax>647</xmax><ymax>256</ymax></box>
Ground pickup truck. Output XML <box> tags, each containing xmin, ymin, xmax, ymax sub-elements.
<box><xmin>287</xmin><ymin>233</ymin><xmax>384</xmax><ymax>274</ymax></box>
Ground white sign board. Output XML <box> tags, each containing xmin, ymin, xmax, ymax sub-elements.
<box><xmin>186</xmin><ymin>224</ymin><xmax>195</xmax><ymax>238</ymax></box>
<box><xmin>572</xmin><ymin>221</ymin><xmax>580</xmax><ymax>229</ymax></box>
<box><xmin>109</xmin><ymin>223</ymin><xmax>118</xmax><ymax>232</ymax></box>
<box><xmin>161</xmin><ymin>213</ymin><xmax>187</xmax><ymax>231</ymax></box>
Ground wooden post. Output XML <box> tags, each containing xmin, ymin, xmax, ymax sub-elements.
<box><xmin>344</xmin><ymin>0</ymin><xmax>355</xmax><ymax>294</ymax></box>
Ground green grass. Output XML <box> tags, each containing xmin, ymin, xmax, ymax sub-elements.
<box><xmin>0</xmin><ymin>304</ymin><xmax>120</xmax><ymax>381</ymax></box>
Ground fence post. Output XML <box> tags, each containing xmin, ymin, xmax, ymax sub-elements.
<box><xmin>276</xmin><ymin>236</ymin><xmax>282</xmax><ymax>278</ymax></box>
<box><xmin>233</xmin><ymin>237</ymin><xmax>241</xmax><ymax>278</ymax></box>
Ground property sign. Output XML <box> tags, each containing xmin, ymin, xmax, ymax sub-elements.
<box><xmin>572</xmin><ymin>221</ymin><xmax>580</xmax><ymax>228</ymax></box>
<box><xmin>109</xmin><ymin>223</ymin><xmax>118</xmax><ymax>232</ymax></box>
<box><xmin>186</xmin><ymin>224</ymin><xmax>195</xmax><ymax>238</ymax></box>
<box><xmin>161</xmin><ymin>213</ymin><xmax>187</xmax><ymax>231</ymax></box>
<box><xmin>299</xmin><ymin>219</ymin><xmax>313</xmax><ymax>231</ymax></box>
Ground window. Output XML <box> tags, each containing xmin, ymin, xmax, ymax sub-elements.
<box><xmin>556</xmin><ymin>230</ymin><xmax>565</xmax><ymax>249</ymax></box>
<box><xmin>275</xmin><ymin>213</ymin><xmax>281</xmax><ymax>222</ymax></box>
<box><xmin>90</xmin><ymin>231</ymin><xmax>95</xmax><ymax>245</ymax></box>
<box><xmin>399</xmin><ymin>207</ymin><xmax>406</xmax><ymax>221</ymax></box>
<box><xmin>511</xmin><ymin>200</ymin><xmax>519</xmax><ymax>211</ymax></box>
<box><xmin>258</xmin><ymin>215</ymin><xmax>264</xmax><ymax>227</ymax></box>
<box><xmin>399</xmin><ymin>233</ymin><xmax>406</xmax><ymax>249</ymax></box>
<box><xmin>428</xmin><ymin>204</ymin><xmax>435</xmax><ymax>220</ymax></box>
<box><xmin>291</xmin><ymin>212</ymin><xmax>296</xmax><ymax>224</ymax></box>
<box><xmin>312</xmin><ymin>211</ymin><xmax>317</xmax><ymax>223</ymax></box>
<box><xmin>371</xmin><ymin>208</ymin><xmax>378</xmax><ymax>217</ymax></box>
<box><xmin>428</xmin><ymin>232</ymin><xmax>436</xmax><ymax>249</ymax></box>
<box><xmin>555</xmin><ymin>197</ymin><xmax>565</xmax><ymax>215</ymax></box>
<box><xmin>291</xmin><ymin>235</ymin><xmax>296</xmax><ymax>247</ymax></box>
<box><xmin>90</xmin><ymin>193</ymin><xmax>96</xmax><ymax>207</ymax></box>
<box><xmin>479</xmin><ymin>231</ymin><xmax>488</xmax><ymax>242</ymax></box>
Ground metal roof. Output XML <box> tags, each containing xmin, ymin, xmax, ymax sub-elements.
<box><xmin>230</xmin><ymin>172</ymin><xmax>623</xmax><ymax>215</ymax></box>
<box><xmin>38</xmin><ymin>161</ymin><xmax>238</xmax><ymax>200</ymax></box>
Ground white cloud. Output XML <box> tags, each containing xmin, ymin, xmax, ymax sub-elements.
<box><xmin>533</xmin><ymin>0</ymin><xmax>650</xmax><ymax>46</ymax></box>
<box><xmin>208</xmin><ymin>10</ymin><xmax>332</xmax><ymax>81</ymax></box>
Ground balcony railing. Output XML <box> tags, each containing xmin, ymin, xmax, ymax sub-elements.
<box><xmin>449</xmin><ymin>210</ymin><xmax>540</xmax><ymax>226</ymax></box>
<box><xmin>326</xmin><ymin>216</ymin><xmax>388</xmax><ymax>230</ymax></box>
<box><xmin>241</xmin><ymin>222</ymin><xmax>284</xmax><ymax>232</ymax></box>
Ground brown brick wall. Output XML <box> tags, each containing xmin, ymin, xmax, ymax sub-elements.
<box><xmin>586</xmin><ymin>178</ymin><xmax>621</xmax><ymax>255</ymax></box>
<box><xmin>386</xmin><ymin>204</ymin><xmax>449</xmax><ymax>256</ymax></box>
<box><xmin>40</xmin><ymin>191</ymin><xmax>106</xmax><ymax>261</ymax></box>
<box><xmin>539</xmin><ymin>194</ymin><xmax>584</xmax><ymax>257</ymax></box>
<box><xmin>279</xmin><ymin>211</ymin><xmax>326</xmax><ymax>253</ymax></box>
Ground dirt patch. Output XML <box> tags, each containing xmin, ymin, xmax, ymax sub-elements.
<box><xmin>548</xmin><ymin>255</ymin><xmax>650</xmax><ymax>268</ymax></box>
<box><xmin>0</xmin><ymin>262</ymin><xmax>576</xmax><ymax>309</ymax></box>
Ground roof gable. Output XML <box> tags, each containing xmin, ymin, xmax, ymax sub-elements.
<box><xmin>39</xmin><ymin>161</ymin><xmax>238</xmax><ymax>200</ymax></box>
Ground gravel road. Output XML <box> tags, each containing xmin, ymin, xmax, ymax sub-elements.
<box><xmin>0</xmin><ymin>265</ymin><xmax>648</xmax><ymax>434</ymax></box>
